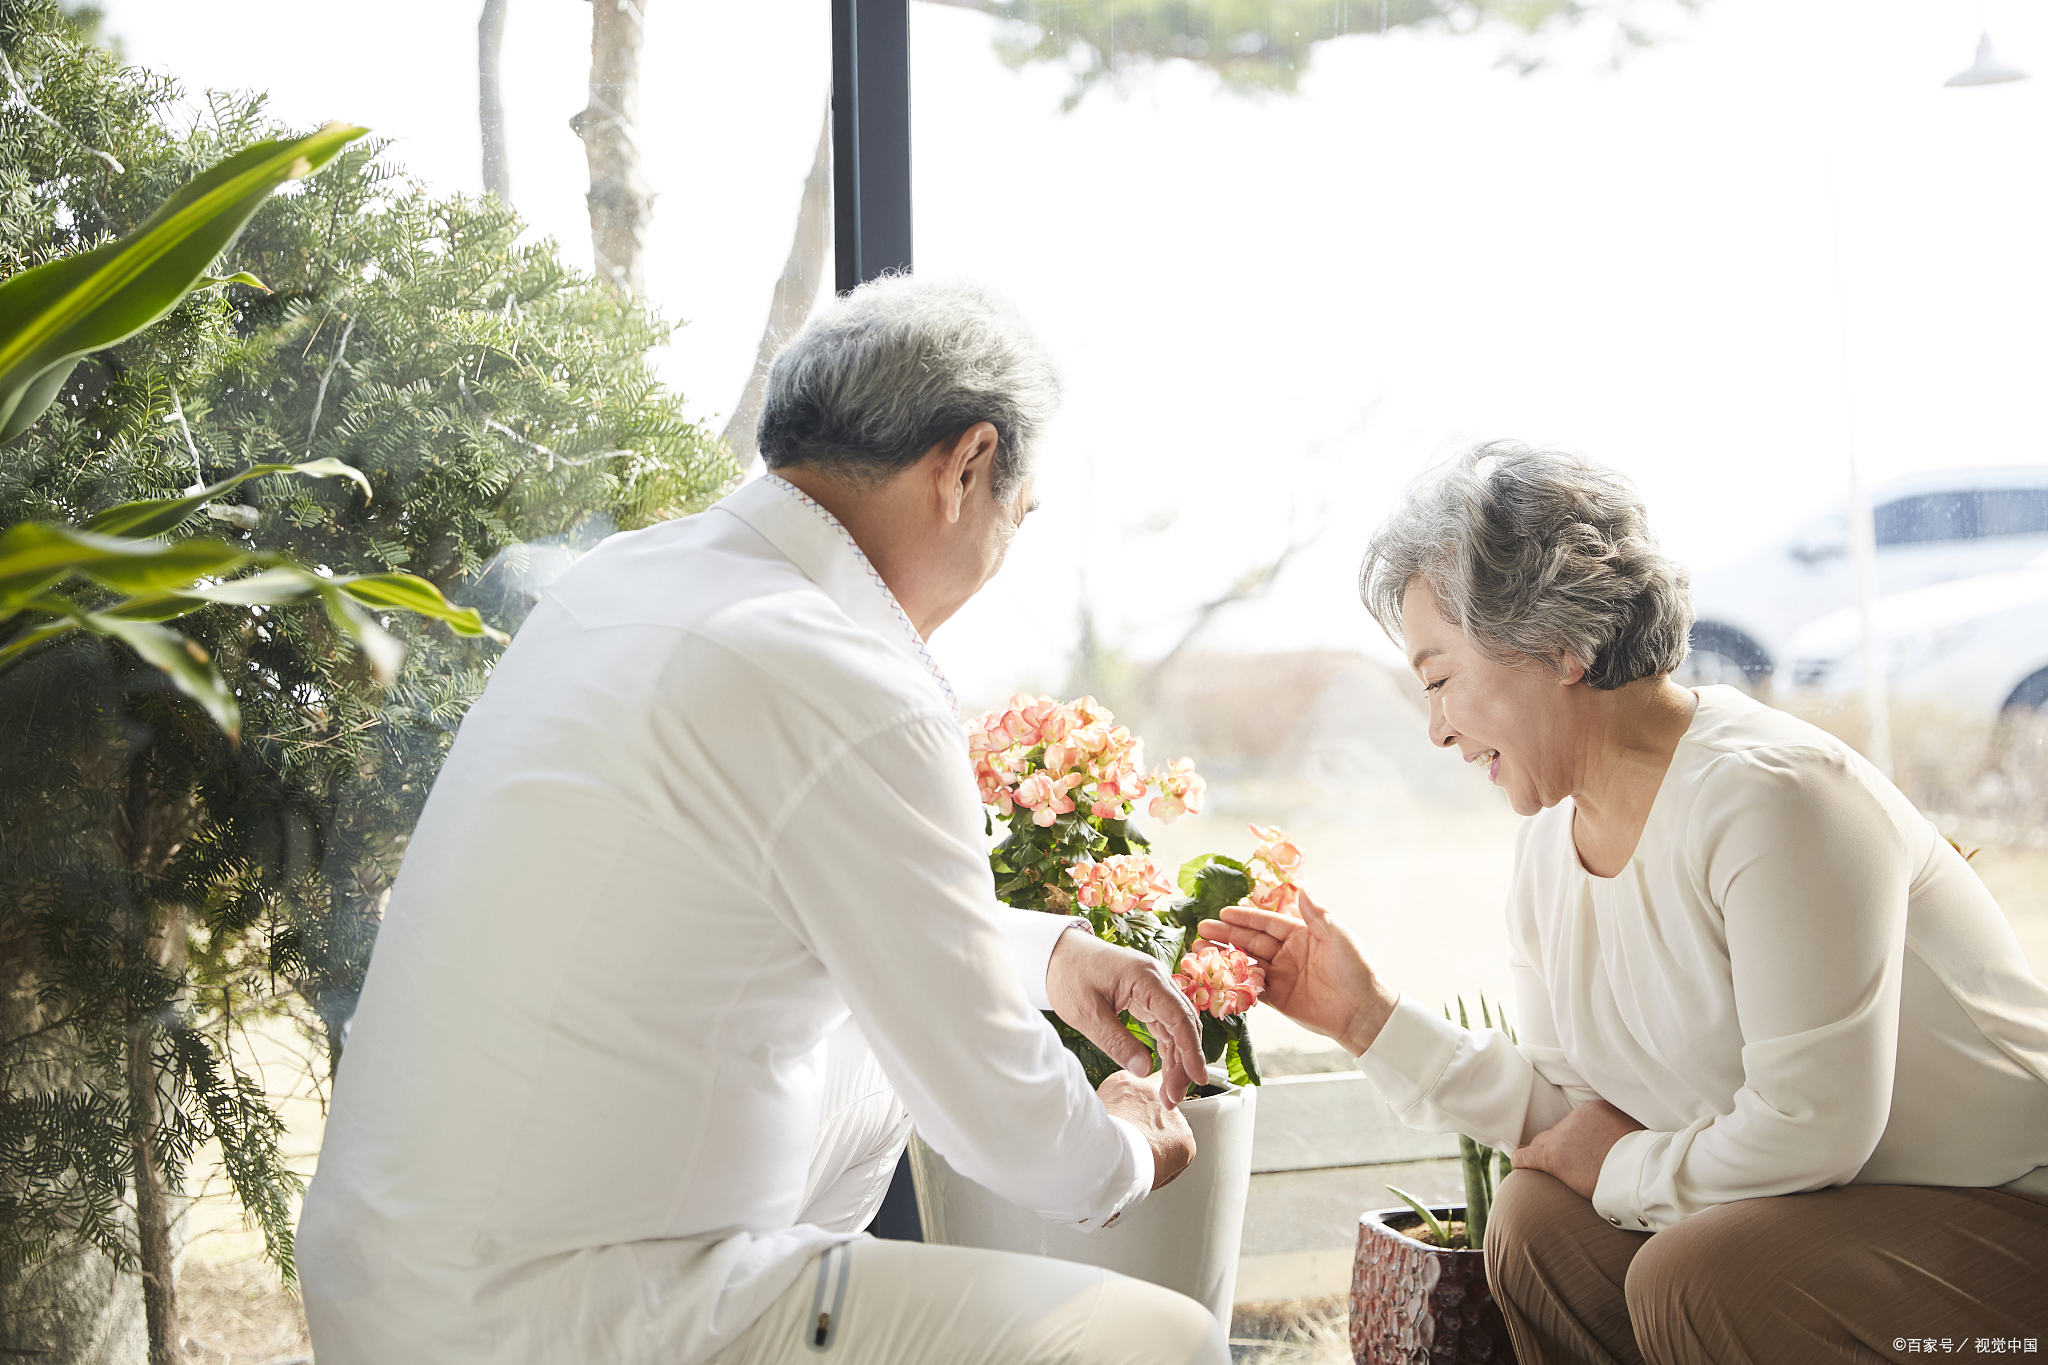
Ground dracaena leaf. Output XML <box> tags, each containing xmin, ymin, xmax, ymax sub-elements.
<box><xmin>82</xmin><ymin>613</ymin><xmax>240</xmax><ymax>739</ymax></box>
<box><xmin>0</xmin><ymin>129</ymin><xmax>366</xmax><ymax>442</ymax></box>
<box><xmin>75</xmin><ymin>539</ymin><xmax>252</xmax><ymax>594</ymax></box>
<box><xmin>332</xmin><ymin>572</ymin><xmax>504</xmax><ymax>642</ymax></box>
<box><xmin>84</xmin><ymin>457</ymin><xmax>372</xmax><ymax>538</ymax></box>
<box><xmin>0</xmin><ymin>524</ymin><xmax>247</xmax><ymax>616</ymax></box>
<box><xmin>312</xmin><ymin>585</ymin><xmax>404</xmax><ymax>686</ymax></box>
<box><xmin>0</xmin><ymin>124</ymin><xmax>367</xmax><ymax>441</ymax></box>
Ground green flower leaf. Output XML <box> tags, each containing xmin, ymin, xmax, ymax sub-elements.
<box><xmin>1175</xmin><ymin>853</ymin><xmax>1252</xmax><ymax>914</ymax></box>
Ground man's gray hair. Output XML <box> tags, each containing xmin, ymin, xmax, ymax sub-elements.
<box><xmin>757</xmin><ymin>275</ymin><xmax>1060</xmax><ymax>499</ymax></box>
<box><xmin>1360</xmin><ymin>442</ymin><xmax>1694</xmax><ymax>689</ymax></box>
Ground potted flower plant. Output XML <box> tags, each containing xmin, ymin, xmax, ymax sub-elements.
<box><xmin>1351</xmin><ymin>998</ymin><xmax>1520</xmax><ymax>1365</ymax></box>
<box><xmin>911</xmin><ymin>693</ymin><xmax>1306</xmax><ymax>1322</ymax></box>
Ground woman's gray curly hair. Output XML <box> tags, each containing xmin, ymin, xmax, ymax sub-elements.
<box><xmin>1360</xmin><ymin>443</ymin><xmax>1694</xmax><ymax>689</ymax></box>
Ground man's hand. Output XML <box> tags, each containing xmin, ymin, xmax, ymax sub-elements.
<box><xmin>1046</xmin><ymin>928</ymin><xmax>1207</xmax><ymax>1106</ymax></box>
<box><xmin>1198</xmin><ymin>889</ymin><xmax>1398</xmax><ymax>1057</ymax></box>
<box><xmin>1097</xmin><ymin>1070</ymin><xmax>1196</xmax><ymax>1190</ymax></box>
<box><xmin>1510</xmin><ymin>1100</ymin><xmax>1646</xmax><ymax>1200</ymax></box>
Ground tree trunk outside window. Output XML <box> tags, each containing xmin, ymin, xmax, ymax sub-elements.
<box><xmin>128</xmin><ymin>921</ymin><xmax>182</xmax><ymax>1365</ymax></box>
<box><xmin>572</xmin><ymin>0</ymin><xmax>651</xmax><ymax>296</ymax></box>
<box><xmin>479</xmin><ymin>0</ymin><xmax>512</xmax><ymax>205</ymax></box>
<box><xmin>723</xmin><ymin>105</ymin><xmax>832</xmax><ymax>470</ymax></box>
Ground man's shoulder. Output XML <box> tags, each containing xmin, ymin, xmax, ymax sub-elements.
<box><xmin>547</xmin><ymin>508</ymin><xmax>800</xmax><ymax>628</ymax></box>
<box><xmin>547</xmin><ymin>508</ymin><xmax>949</xmax><ymax>728</ymax></box>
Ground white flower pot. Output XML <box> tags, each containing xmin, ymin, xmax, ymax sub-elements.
<box><xmin>906</xmin><ymin>1075</ymin><xmax>1257</xmax><ymax>1324</ymax></box>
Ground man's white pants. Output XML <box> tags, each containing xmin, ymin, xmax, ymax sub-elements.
<box><xmin>709</xmin><ymin>1020</ymin><xmax>1228</xmax><ymax>1365</ymax></box>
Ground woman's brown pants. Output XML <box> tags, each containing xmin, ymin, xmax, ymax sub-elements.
<box><xmin>1483</xmin><ymin>1170</ymin><xmax>2048</xmax><ymax>1364</ymax></box>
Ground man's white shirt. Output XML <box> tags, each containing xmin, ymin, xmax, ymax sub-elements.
<box><xmin>297</xmin><ymin>476</ymin><xmax>1152</xmax><ymax>1365</ymax></box>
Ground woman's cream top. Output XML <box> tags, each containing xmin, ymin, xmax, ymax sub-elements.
<box><xmin>1358</xmin><ymin>685</ymin><xmax>2048</xmax><ymax>1231</ymax></box>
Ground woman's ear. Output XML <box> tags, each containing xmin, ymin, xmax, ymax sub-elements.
<box><xmin>1557</xmin><ymin>656</ymin><xmax>1588</xmax><ymax>686</ymax></box>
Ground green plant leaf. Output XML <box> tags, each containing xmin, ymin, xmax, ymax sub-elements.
<box><xmin>1175</xmin><ymin>853</ymin><xmax>1252</xmax><ymax>912</ymax></box>
<box><xmin>2</xmin><ymin>357</ymin><xmax>79</xmax><ymax>445</ymax></box>
<box><xmin>75</xmin><ymin>539</ymin><xmax>252</xmax><ymax>594</ymax></box>
<box><xmin>0</xmin><ymin>593</ymin><xmax>239</xmax><ymax>734</ymax></box>
<box><xmin>90</xmin><ymin>567</ymin><xmax>497</xmax><ymax>654</ymax></box>
<box><xmin>334</xmin><ymin>572</ymin><xmax>502</xmax><ymax>641</ymax></box>
<box><xmin>0</xmin><ymin>616</ymin><xmax>78</xmax><ymax>666</ymax></box>
<box><xmin>1461</xmin><ymin>1132</ymin><xmax>1491</xmax><ymax>1249</ymax></box>
<box><xmin>0</xmin><ymin>124</ymin><xmax>368</xmax><ymax>441</ymax></box>
<box><xmin>84</xmin><ymin>457</ymin><xmax>372</xmax><ymax>538</ymax></box>
<box><xmin>85</xmin><ymin>613</ymin><xmax>239</xmax><ymax>738</ymax></box>
<box><xmin>1227</xmin><ymin>1032</ymin><xmax>1260</xmax><ymax>1087</ymax></box>
<box><xmin>1045</xmin><ymin>1011</ymin><xmax>1124</xmax><ymax>1090</ymax></box>
<box><xmin>1385</xmin><ymin>1186</ymin><xmax>1457</xmax><ymax>1249</ymax></box>
<box><xmin>0</xmin><ymin>523</ymin><xmax>247</xmax><ymax>616</ymax></box>
<box><xmin>311</xmin><ymin>586</ymin><xmax>404</xmax><ymax>686</ymax></box>
<box><xmin>1114</xmin><ymin>908</ymin><xmax>1184</xmax><ymax>973</ymax></box>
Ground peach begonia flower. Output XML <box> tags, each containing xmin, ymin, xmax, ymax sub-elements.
<box><xmin>1039</xmin><ymin>695</ymin><xmax>1108</xmax><ymax>752</ymax></box>
<box><xmin>1245</xmin><ymin>880</ymin><xmax>1301</xmax><ymax>918</ymax></box>
<box><xmin>1014</xmin><ymin>771</ymin><xmax>1083</xmax><ymax>827</ymax></box>
<box><xmin>1070</xmin><ymin>695</ymin><xmax>1113</xmax><ymax>727</ymax></box>
<box><xmin>975</xmin><ymin>759</ymin><xmax>1017</xmax><ymax>814</ymax></box>
<box><xmin>1002</xmin><ymin>693</ymin><xmax>1062</xmax><ymax>747</ymax></box>
<box><xmin>1248</xmin><ymin>823</ymin><xmax>1304</xmax><ymax>881</ymax></box>
<box><xmin>1148</xmin><ymin>758</ymin><xmax>1206</xmax><ymax>824</ymax></box>
<box><xmin>1066</xmin><ymin>854</ymin><xmax>1176</xmax><ymax>915</ymax></box>
<box><xmin>1086</xmin><ymin>747</ymin><xmax>1151</xmax><ymax>818</ymax></box>
<box><xmin>1172</xmin><ymin>940</ymin><xmax>1266</xmax><ymax>1020</ymax></box>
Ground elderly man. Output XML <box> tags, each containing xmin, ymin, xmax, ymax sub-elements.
<box><xmin>297</xmin><ymin>277</ymin><xmax>1228</xmax><ymax>1365</ymax></box>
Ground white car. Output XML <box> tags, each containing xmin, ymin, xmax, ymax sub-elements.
<box><xmin>1784</xmin><ymin>553</ymin><xmax>2048</xmax><ymax>715</ymax></box>
<box><xmin>1682</xmin><ymin>466</ymin><xmax>2048</xmax><ymax>687</ymax></box>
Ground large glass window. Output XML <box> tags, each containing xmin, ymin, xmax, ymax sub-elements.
<box><xmin>908</xmin><ymin>1</ymin><xmax>2048</xmax><ymax>1054</ymax></box>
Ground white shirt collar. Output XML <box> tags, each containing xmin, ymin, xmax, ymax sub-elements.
<box><xmin>717</xmin><ymin>474</ymin><xmax>958</xmax><ymax>717</ymax></box>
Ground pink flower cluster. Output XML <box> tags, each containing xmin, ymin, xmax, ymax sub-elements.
<box><xmin>1241</xmin><ymin>823</ymin><xmax>1306</xmax><ymax>918</ymax></box>
<box><xmin>1172</xmin><ymin>940</ymin><xmax>1266</xmax><ymax>1019</ymax></box>
<box><xmin>1066</xmin><ymin>853</ymin><xmax>1177</xmax><ymax>916</ymax></box>
<box><xmin>967</xmin><ymin>694</ymin><xmax>1205</xmax><ymax>829</ymax></box>
<box><xmin>1150</xmin><ymin>757</ymin><xmax>1206</xmax><ymax>824</ymax></box>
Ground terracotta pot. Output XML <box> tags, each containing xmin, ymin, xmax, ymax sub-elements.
<box><xmin>907</xmin><ymin>1073</ymin><xmax>1255</xmax><ymax>1323</ymax></box>
<box><xmin>1350</xmin><ymin>1206</ymin><xmax>1516</xmax><ymax>1365</ymax></box>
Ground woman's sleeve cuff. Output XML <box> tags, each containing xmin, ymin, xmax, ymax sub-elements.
<box><xmin>1354</xmin><ymin>993</ymin><xmax>1461</xmax><ymax>1112</ymax></box>
<box><xmin>1591</xmin><ymin>1126</ymin><xmax>1658</xmax><ymax>1230</ymax></box>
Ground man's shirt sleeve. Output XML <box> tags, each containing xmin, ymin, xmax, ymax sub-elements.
<box><xmin>761</xmin><ymin>712</ymin><xmax>1150</xmax><ymax>1230</ymax></box>
<box><xmin>999</xmin><ymin>907</ymin><xmax>1085</xmax><ymax>1012</ymax></box>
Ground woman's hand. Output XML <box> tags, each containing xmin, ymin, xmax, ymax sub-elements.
<box><xmin>1510</xmin><ymin>1100</ymin><xmax>1646</xmax><ymax>1201</ymax></box>
<box><xmin>1198</xmin><ymin>889</ymin><xmax>1399</xmax><ymax>1057</ymax></box>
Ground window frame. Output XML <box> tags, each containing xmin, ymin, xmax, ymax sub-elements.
<box><xmin>832</xmin><ymin>0</ymin><xmax>913</xmax><ymax>292</ymax></box>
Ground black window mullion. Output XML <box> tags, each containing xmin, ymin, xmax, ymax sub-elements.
<box><xmin>832</xmin><ymin>0</ymin><xmax>913</xmax><ymax>293</ymax></box>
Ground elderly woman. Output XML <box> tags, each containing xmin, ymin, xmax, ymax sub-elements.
<box><xmin>1202</xmin><ymin>444</ymin><xmax>2048</xmax><ymax>1363</ymax></box>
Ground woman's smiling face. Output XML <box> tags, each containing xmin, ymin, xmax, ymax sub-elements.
<box><xmin>1400</xmin><ymin>576</ymin><xmax>1583</xmax><ymax>817</ymax></box>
